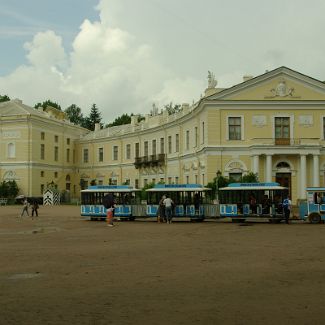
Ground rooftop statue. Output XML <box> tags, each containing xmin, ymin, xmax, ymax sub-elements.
<box><xmin>207</xmin><ymin>71</ymin><xmax>217</xmax><ymax>88</ymax></box>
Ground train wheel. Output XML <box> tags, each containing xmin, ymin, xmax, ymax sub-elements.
<box><xmin>309</xmin><ymin>213</ymin><xmax>321</xmax><ymax>224</ymax></box>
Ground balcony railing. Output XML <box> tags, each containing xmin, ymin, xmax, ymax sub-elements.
<box><xmin>134</xmin><ymin>154</ymin><xmax>166</xmax><ymax>169</ymax></box>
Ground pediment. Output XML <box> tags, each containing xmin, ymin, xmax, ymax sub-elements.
<box><xmin>207</xmin><ymin>67</ymin><xmax>325</xmax><ymax>101</ymax></box>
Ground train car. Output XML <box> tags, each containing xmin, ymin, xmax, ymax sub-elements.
<box><xmin>219</xmin><ymin>182</ymin><xmax>288</xmax><ymax>223</ymax></box>
<box><xmin>145</xmin><ymin>184</ymin><xmax>214</xmax><ymax>221</ymax></box>
<box><xmin>80</xmin><ymin>185</ymin><xmax>142</xmax><ymax>221</ymax></box>
<box><xmin>299</xmin><ymin>187</ymin><xmax>325</xmax><ymax>224</ymax></box>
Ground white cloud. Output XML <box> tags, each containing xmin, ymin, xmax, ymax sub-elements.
<box><xmin>0</xmin><ymin>1</ymin><xmax>204</xmax><ymax>122</ymax></box>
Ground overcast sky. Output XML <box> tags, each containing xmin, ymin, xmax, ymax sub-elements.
<box><xmin>1</xmin><ymin>0</ymin><xmax>325</xmax><ymax>123</ymax></box>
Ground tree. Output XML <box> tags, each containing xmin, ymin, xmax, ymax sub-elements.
<box><xmin>164</xmin><ymin>102</ymin><xmax>181</xmax><ymax>115</ymax></box>
<box><xmin>0</xmin><ymin>94</ymin><xmax>10</xmax><ymax>102</ymax></box>
<box><xmin>242</xmin><ymin>172</ymin><xmax>258</xmax><ymax>183</ymax></box>
<box><xmin>83</xmin><ymin>104</ymin><xmax>102</xmax><ymax>131</ymax></box>
<box><xmin>35</xmin><ymin>100</ymin><xmax>62</xmax><ymax>111</ymax></box>
<box><xmin>107</xmin><ymin>113</ymin><xmax>132</xmax><ymax>127</ymax></box>
<box><xmin>0</xmin><ymin>180</ymin><xmax>19</xmax><ymax>198</ymax></box>
<box><xmin>64</xmin><ymin>104</ymin><xmax>84</xmax><ymax>125</ymax></box>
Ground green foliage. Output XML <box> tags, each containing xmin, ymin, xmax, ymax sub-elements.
<box><xmin>0</xmin><ymin>180</ymin><xmax>19</xmax><ymax>198</ymax></box>
<box><xmin>140</xmin><ymin>182</ymin><xmax>155</xmax><ymax>200</ymax></box>
<box><xmin>241</xmin><ymin>172</ymin><xmax>258</xmax><ymax>183</ymax></box>
<box><xmin>35</xmin><ymin>100</ymin><xmax>62</xmax><ymax>111</ymax></box>
<box><xmin>64</xmin><ymin>104</ymin><xmax>84</xmax><ymax>125</ymax></box>
<box><xmin>82</xmin><ymin>104</ymin><xmax>102</xmax><ymax>131</ymax></box>
<box><xmin>164</xmin><ymin>102</ymin><xmax>181</xmax><ymax>115</ymax></box>
<box><xmin>0</xmin><ymin>94</ymin><xmax>10</xmax><ymax>102</ymax></box>
<box><xmin>107</xmin><ymin>113</ymin><xmax>132</xmax><ymax>127</ymax></box>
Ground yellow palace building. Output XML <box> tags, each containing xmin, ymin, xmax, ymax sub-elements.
<box><xmin>1</xmin><ymin>66</ymin><xmax>325</xmax><ymax>204</ymax></box>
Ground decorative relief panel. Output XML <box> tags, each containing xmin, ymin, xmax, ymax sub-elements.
<box><xmin>298</xmin><ymin>115</ymin><xmax>313</xmax><ymax>127</ymax></box>
<box><xmin>2</xmin><ymin>130</ymin><xmax>21</xmax><ymax>139</ymax></box>
<box><xmin>252</xmin><ymin>115</ymin><xmax>266</xmax><ymax>127</ymax></box>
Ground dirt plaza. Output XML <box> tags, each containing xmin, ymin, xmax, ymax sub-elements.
<box><xmin>1</xmin><ymin>205</ymin><xmax>325</xmax><ymax>325</ymax></box>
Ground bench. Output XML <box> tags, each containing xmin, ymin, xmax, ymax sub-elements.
<box><xmin>0</xmin><ymin>198</ymin><xmax>8</xmax><ymax>205</ymax></box>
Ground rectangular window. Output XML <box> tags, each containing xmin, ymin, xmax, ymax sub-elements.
<box><xmin>126</xmin><ymin>144</ymin><xmax>131</xmax><ymax>159</ymax></box>
<box><xmin>195</xmin><ymin>127</ymin><xmax>198</xmax><ymax>147</ymax></box>
<box><xmin>41</xmin><ymin>171</ymin><xmax>44</xmax><ymax>177</ymax></box>
<box><xmin>135</xmin><ymin>143</ymin><xmax>140</xmax><ymax>158</ymax></box>
<box><xmin>186</xmin><ymin>175</ymin><xmax>189</xmax><ymax>184</ymax></box>
<box><xmin>55</xmin><ymin>135</ymin><xmax>59</xmax><ymax>143</ymax></box>
<box><xmin>67</xmin><ymin>138</ymin><xmax>70</xmax><ymax>145</ymax></box>
<box><xmin>160</xmin><ymin>178</ymin><xmax>164</xmax><ymax>183</ymax></box>
<box><xmin>168</xmin><ymin>177</ymin><xmax>172</xmax><ymax>184</ymax></box>
<box><xmin>195</xmin><ymin>175</ymin><xmax>198</xmax><ymax>183</ymax></box>
<box><xmin>66</xmin><ymin>183</ymin><xmax>71</xmax><ymax>191</ymax></box>
<box><xmin>54</xmin><ymin>146</ymin><xmax>59</xmax><ymax>161</ymax></box>
<box><xmin>66</xmin><ymin>148</ymin><xmax>70</xmax><ymax>163</ymax></box>
<box><xmin>175</xmin><ymin>177</ymin><xmax>179</xmax><ymax>184</ymax></box>
<box><xmin>229</xmin><ymin>173</ymin><xmax>242</xmax><ymax>182</ymax></box>
<box><xmin>41</xmin><ymin>132</ymin><xmax>45</xmax><ymax>140</ymax></box>
<box><xmin>160</xmin><ymin>138</ymin><xmax>164</xmax><ymax>154</ymax></box>
<box><xmin>144</xmin><ymin>179</ymin><xmax>148</xmax><ymax>187</ymax></box>
<box><xmin>40</xmin><ymin>184</ymin><xmax>44</xmax><ymax>194</ymax></box>
<box><xmin>175</xmin><ymin>134</ymin><xmax>179</xmax><ymax>152</ymax></box>
<box><xmin>113</xmin><ymin>146</ymin><xmax>118</xmax><ymax>160</ymax></box>
<box><xmin>186</xmin><ymin>130</ymin><xmax>190</xmax><ymax>150</ymax></box>
<box><xmin>54</xmin><ymin>172</ymin><xmax>58</xmax><ymax>178</ymax></box>
<box><xmin>144</xmin><ymin>141</ymin><xmax>149</xmax><ymax>156</ymax></box>
<box><xmin>83</xmin><ymin>148</ymin><xmax>89</xmax><ymax>163</ymax></box>
<box><xmin>135</xmin><ymin>179</ymin><xmax>139</xmax><ymax>189</ymax></box>
<box><xmin>152</xmin><ymin>140</ymin><xmax>156</xmax><ymax>155</ymax></box>
<box><xmin>41</xmin><ymin>144</ymin><xmax>45</xmax><ymax>160</ymax></box>
<box><xmin>98</xmin><ymin>180</ymin><xmax>103</xmax><ymax>185</ymax></box>
<box><xmin>168</xmin><ymin>136</ymin><xmax>172</xmax><ymax>154</ymax></box>
<box><xmin>202</xmin><ymin>122</ymin><xmax>205</xmax><ymax>144</ymax></box>
<box><xmin>228</xmin><ymin>117</ymin><xmax>242</xmax><ymax>140</ymax></box>
<box><xmin>99</xmin><ymin>147</ymin><xmax>103</xmax><ymax>162</ymax></box>
<box><xmin>275</xmin><ymin>117</ymin><xmax>290</xmax><ymax>140</ymax></box>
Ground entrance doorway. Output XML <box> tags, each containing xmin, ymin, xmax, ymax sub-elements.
<box><xmin>276</xmin><ymin>173</ymin><xmax>291</xmax><ymax>197</ymax></box>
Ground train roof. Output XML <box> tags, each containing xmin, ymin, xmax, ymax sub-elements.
<box><xmin>146</xmin><ymin>184</ymin><xmax>211</xmax><ymax>192</ymax></box>
<box><xmin>81</xmin><ymin>185</ymin><xmax>140</xmax><ymax>193</ymax></box>
<box><xmin>220</xmin><ymin>182</ymin><xmax>287</xmax><ymax>191</ymax></box>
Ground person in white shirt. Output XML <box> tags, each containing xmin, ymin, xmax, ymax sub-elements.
<box><xmin>163</xmin><ymin>195</ymin><xmax>174</xmax><ymax>224</ymax></box>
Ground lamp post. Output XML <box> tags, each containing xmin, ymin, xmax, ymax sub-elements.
<box><xmin>216</xmin><ymin>170</ymin><xmax>222</xmax><ymax>204</ymax></box>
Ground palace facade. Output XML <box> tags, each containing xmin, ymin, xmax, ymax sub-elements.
<box><xmin>1</xmin><ymin>66</ymin><xmax>325</xmax><ymax>204</ymax></box>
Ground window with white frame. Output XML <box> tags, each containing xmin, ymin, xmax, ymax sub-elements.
<box><xmin>144</xmin><ymin>141</ymin><xmax>149</xmax><ymax>156</ymax></box>
<box><xmin>228</xmin><ymin>117</ymin><xmax>242</xmax><ymax>140</ymax></box>
<box><xmin>175</xmin><ymin>134</ymin><xmax>179</xmax><ymax>152</ymax></box>
<box><xmin>168</xmin><ymin>136</ymin><xmax>172</xmax><ymax>154</ymax></box>
<box><xmin>126</xmin><ymin>144</ymin><xmax>131</xmax><ymax>159</ymax></box>
<box><xmin>98</xmin><ymin>147</ymin><xmax>103</xmax><ymax>162</ymax></box>
<box><xmin>152</xmin><ymin>139</ymin><xmax>156</xmax><ymax>155</ymax></box>
<box><xmin>113</xmin><ymin>146</ymin><xmax>118</xmax><ymax>160</ymax></box>
<box><xmin>160</xmin><ymin>138</ymin><xmax>164</xmax><ymax>154</ymax></box>
<box><xmin>8</xmin><ymin>143</ymin><xmax>15</xmax><ymax>158</ymax></box>
<box><xmin>83</xmin><ymin>148</ymin><xmax>89</xmax><ymax>163</ymax></box>
<box><xmin>186</xmin><ymin>130</ymin><xmax>190</xmax><ymax>150</ymax></box>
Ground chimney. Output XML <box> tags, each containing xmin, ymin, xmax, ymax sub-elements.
<box><xmin>243</xmin><ymin>75</ymin><xmax>254</xmax><ymax>82</ymax></box>
<box><xmin>94</xmin><ymin>123</ymin><xmax>100</xmax><ymax>131</ymax></box>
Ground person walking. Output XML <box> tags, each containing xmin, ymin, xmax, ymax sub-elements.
<box><xmin>103</xmin><ymin>193</ymin><xmax>115</xmax><ymax>227</ymax></box>
<box><xmin>158</xmin><ymin>195</ymin><xmax>166</xmax><ymax>223</ymax></box>
<box><xmin>163</xmin><ymin>195</ymin><xmax>174</xmax><ymax>224</ymax></box>
<box><xmin>283</xmin><ymin>195</ymin><xmax>292</xmax><ymax>224</ymax></box>
<box><xmin>20</xmin><ymin>198</ymin><xmax>29</xmax><ymax>217</ymax></box>
<box><xmin>31</xmin><ymin>201</ymin><xmax>39</xmax><ymax>219</ymax></box>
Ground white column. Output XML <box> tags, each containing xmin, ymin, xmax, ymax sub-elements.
<box><xmin>252</xmin><ymin>155</ymin><xmax>259</xmax><ymax>176</ymax></box>
<box><xmin>313</xmin><ymin>154</ymin><xmax>320</xmax><ymax>187</ymax></box>
<box><xmin>266</xmin><ymin>155</ymin><xmax>272</xmax><ymax>183</ymax></box>
<box><xmin>300</xmin><ymin>154</ymin><xmax>307</xmax><ymax>199</ymax></box>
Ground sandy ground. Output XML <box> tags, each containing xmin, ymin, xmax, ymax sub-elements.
<box><xmin>1</xmin><ymin>205</ymin><xmax>325</xmax><ymax>325</ymax></box>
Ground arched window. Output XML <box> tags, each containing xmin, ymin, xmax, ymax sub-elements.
<box><xmin>8</xmin><ymin>143</ymin><xmax>15</xmax><ymax>158</ymax></box>
<box><xmin>66</xmin><ymin>175</ymin><xmax>71</xmax><ymax>182</ymax></box>
<box><xmin>276</xmin><ymin>162</ymin><xmax>290</xmax><ymax>169</ymax></box>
